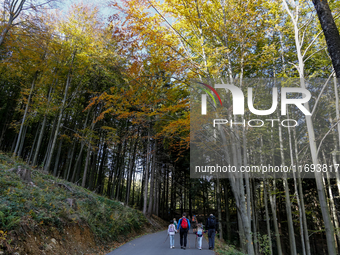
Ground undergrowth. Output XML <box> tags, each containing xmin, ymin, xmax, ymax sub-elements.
<box><xmin>0</xmin><ymin>152</ymin><xmax>147</xmax><ymax>252</ymax></box>
<box><xmin>205</xmin><ymin>234</ymin><xmax>247</xmax><ymax>255</ymax></box>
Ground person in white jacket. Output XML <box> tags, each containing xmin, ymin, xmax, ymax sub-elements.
<box><xmin>168</xmin><ymin>220</ymin><xmax>177</xmax><ymax>248</ymax></box>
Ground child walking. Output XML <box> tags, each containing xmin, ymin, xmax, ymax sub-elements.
<box><xmin>168</xmin><ymin>220</ymin><xmax>177</xmax><ymax>248</ymax></box>
<box><xmin>196</xmin><ymin>223</ymin><xmax>204</xmax><ymax>250</ymax></box>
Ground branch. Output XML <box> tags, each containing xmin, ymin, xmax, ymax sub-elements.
<box><xmin>311</xmin><ymin>71</ymin><xmax>334</xmax><ymax>116</ymax></box>
<box><xmin>302</xmin><ymin>30</ymin><xmax>323</xmax><ymax>58</ymax></box>
<box><xmin>304</xmin><ymin>45</ymin><xmax>327</xmax><ymax>62</ymax></box>
<box><xmin>316</xmin><ymin>119</ymin><xmax>340</xmax><ymax>158</ymax></box>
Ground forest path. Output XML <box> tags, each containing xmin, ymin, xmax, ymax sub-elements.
<box><xmin>106</xmin><ymin>230</ymin><xmax>215</xmax><ymax>255</ymax></box>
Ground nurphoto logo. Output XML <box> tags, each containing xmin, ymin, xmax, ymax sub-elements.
<box><xmin>190</xmin><ymin>78</ymin><xmax>338</xmax><ymax>179</ymax></box>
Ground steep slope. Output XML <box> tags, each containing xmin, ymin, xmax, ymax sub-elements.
<box><xmin>0</xmin><ymin>152</ymin><xmax>161</xmax><ymax>255</ymax></box>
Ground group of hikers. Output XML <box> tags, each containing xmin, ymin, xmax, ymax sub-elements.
<box><xmin>167</xmin><ymin>212</ymin><xmax>218</xmax><ymax>250</ymax></box>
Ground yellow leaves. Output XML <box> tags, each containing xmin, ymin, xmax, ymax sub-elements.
<box><xmin>101</xmin><ymin>126</ymin><xmax>116</xmax><ymax>132</ymax></box>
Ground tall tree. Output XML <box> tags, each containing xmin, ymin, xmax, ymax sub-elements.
<box><xmin>312</xmin><ymin>0</ymin><xmax>340</xmax><ymax>77</ymax></box>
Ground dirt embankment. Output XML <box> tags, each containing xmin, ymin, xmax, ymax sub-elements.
<box><xmin>6</xmin><ymin>214</ymin><xmax>167</xmax><ymax>255</ymax></box>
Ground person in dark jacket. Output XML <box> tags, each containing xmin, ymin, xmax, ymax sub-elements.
<box><xmin>205</xmin><ymin>214</ymin><xmax>218</xmax><ymax>250</ymax></box>
<box><xmin>177</xmin><ymin>212</ymin><xmax>191</xmax><ymax>249</ymax></box>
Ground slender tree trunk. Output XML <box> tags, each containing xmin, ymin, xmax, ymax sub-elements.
<box><xmin>13</xmin><ymin>72</ymin><xmax>37</xmax><ymax>157</ymax></box>
<box><xmin>332</xmin><ymin>75</ymin><xmax>340</xmax><ymax>196</ymax></box>
<box><xmin>269</xmin><ymin>179</ymin><xmax>282</xmax><ymax>255</ymax></box>
<box><xmin>217</xmin><ymin>177</ymin><xmax>223</xmax><ymax>240</ymax></box>
<box><xmin>293</xmin><ymin>123</ymin><xmax>311</xmax><ymax>255</ymax></box>
<box><xmin>260</xmin><ymin>136</ymin><xmax>272</xmax><ymax>255</ymax></box>
<box><xmin>32</xmin><ymin>87</ymin><xmax>52</xmax><ymax>166</ymax></box>
<box><xmin>250</xmin><ymin>179</ymin><xmax>258</xmax><ymax>255</ymax></box>
<box><xmin>323</xmin><ymin>150</ymin><xmax>340</xmax><ymax>248</ymax></box>
<box><xmin>97</xmin><ymin>143</ymin><xmax>107</xmax><ymax>194</ymax></box>
<box><xmin>143</xmin><ymin>127</ymin><xmax>150</xmax><ymax>215</ymax></box>
<box><xmin>18</xmin><ymin>125</ymin><xmax>27</xmax><ymax>157</ymax></box>
<box><xmin>224</xmin><ymin>181</ymin><xmax>231</xmax><ymax>241</ymax></box>
<box><xmin>66</xmin><ymin>141</ymin><xmax>76</xmax><ymax>181</ymax></box>
<box><xmin>63</xmin><ymin>141</ymin><xmax>73</xmax><ymax>179</ymax></box>
<box><xmin>27</xmin><ymin>123</ymin><xmax>40</xmax><ymax>164</ymax></box>
<box><xmin>82</xmin><ymin>143</ymin><xmax>92</xmax><ymax>188</ymax></box>
<box><xmin>89</xmin><ymin>151</ymin><xmax>97</xmax><ymax>190</ymax></box>
<box><xmin>53</xmin><ymin>139</ymin><xmax>63</xmax><ymax>177</ymax></box>
<box><xmin>0</xmin><ymin>117</ymin><xmax>9</xmax><ymax>147</ymax></box>
<box><xmin>278</xmin><ymin>112</ymin><xmax>297</xmax><ymax>255</ymax></box>
<box><xmin>126</xmin><ymin>135</ymin><xmax>138</xmax><ymax>205</ymax></box>
<box><xmin>71</xmin><ymin>142</ymin><xmax>85</xmax><ymax>182</ymax></box>
<box><xmin>288</xmin><ymin>108</ymin><xmax>306</xmax><ymax>255</ymax></box>
<box><xmin>263</xmin><ymin>179</ymin><xmax>273</xmax><ymax>255</ymax></box>
<box><xmin>43</xmin><ymin>117</ymin><xmax>57</xmax><ymax>167</ymax></box>
<box><xmin>140</xmin><ymin>162</ymin><xmax>145</xmax><ymax>211</ymax></box>
<box><xmin>45</xmin><ymin>51</ymin><xmax>76</xmax><ymax>173</ymax></box>
<box><xmin>148</xmin><ymin>140</ymin><xmax>155</xmax><ymax>216</ymax></box>
<box><xmin>282</xmin><ymin>1</ymin><xmax>336</xmax><ymax>252</ymax></box>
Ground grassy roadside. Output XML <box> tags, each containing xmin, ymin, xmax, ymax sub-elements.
<box><xmin>203</xmin><ymin>234</ymin><xmax>246</xmax><ymax>255</ymax></box>
<box><xmin>0</xmin><ymin>152</ymin><xmax>162</xmax><ymax>254</ymax></box>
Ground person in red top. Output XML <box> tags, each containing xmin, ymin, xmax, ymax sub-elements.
<box><xmin>177</xmin><ymin>212</ymin><xmax>191</xmax><ymax>250</ymax></box>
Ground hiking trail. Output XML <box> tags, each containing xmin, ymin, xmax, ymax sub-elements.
<box><xmin>106</xmin><ymin>230</ymin><xmax>215</xmax><ymax>255</ymax></box>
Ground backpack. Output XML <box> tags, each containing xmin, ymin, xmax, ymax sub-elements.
<box><xmin>169</xmin><ymin>224</ymin><xmax>175</xmax><ymax>233</ymax></box>
<box><xmin>181</xmin><ymin>218</ymin><xmax>188</xmax><ymax>229</ymax></box>
<box><xmin>208</xmin><ymin>217</ymin><xmax>216</xmax><ymax>229</ymax></box>
<box><xmin>197</xmin><ymin>228</ymin><xmax>202</xmax><ymax>235</ymax></box>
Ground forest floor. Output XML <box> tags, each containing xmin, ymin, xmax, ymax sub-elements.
<box><xmin>0</xmin><ymin>152</ymin><xmax>167</xmax><ymax>255</ymax></box>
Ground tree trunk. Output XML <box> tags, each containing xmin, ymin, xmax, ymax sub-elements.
<box><xmin>13</xmin><ymin>72</ymin><xmax>37</xmax><ymax>157</ymax></box>
<box><xmin>82</xmin><ymin>143</ymin><xmax>92</xmax><ymax>188</ymax></box>
<box><xmin>312</xmin><ymin>0</ymin><xmax>340</xmax><ymax>78</ymax></box>
<box><xmin>217</xmin><ymin>177</ymin><xmax>223</xmax><ymax>240</ymax></box>
<box><xmin>282</xmin><ymin>1</ymin><xmax>337</xmax><ymax>251</ymax></box>
<box><xmin>288</xmin><ymin>108</ymin><xmax>306</xmax><ymax>255</ymax></box>
<box><xmin>27</xmin><ymin>123</ymin><xmax>40</xmax><ymax>164</ymax></box>
<box><xmin>148</xmin><ymin>140</ymin><xmax>155</xmax><ymax>215</ymax></box>
<box><xmin>224</xmin><ymin>181</ymin><xmax>231</xmax><ymax>241</ymax></box>
<box><xmin>278</xmin><ymin>112</ymin><xmax>297</xmax><ymax>255</ymax></box>
<box><xmin>143</xmin><ymin>127</ymin><xmax>150</xmax><ymax>215</ymax></box>
<box><xmin>18</xmin><ymin>125</ymin><xmax>27</xmax><ymax>157</ymax></box>
<box><xmin>332</xmin><ymin>75</ymin><xmax>340</xmax><ymax>196</ymax></box>
<box><xmin>53</xmin><ymin>138</ymin><xmax>63</xmax><ymax>177</ymax></box>
<box><xmin>45</xmin><ymin>51</ymin><xmax>76</xmax><ymax>173</ymax></box>
<box><xmin>89</xmin><ymin>151</ymin><xmax>97</xmax><ymax>191</ymax></box>
<box><xmin>66</xmin><ymin>142</ymin><xmax>76</xmax><ymax>181</ymax></box>
<box><xmin>32</xmin><ymin>87</ymin><xmax>52</xmax><ymax>166</ymax></box>
<box><xmin>323</xmin><ymin>150</ymin><xmax>340</xmax><ymax>248</ymax></box>
<box><xmin>97</xmin><ymin>143</ymin><xmax>107</xmax><ymax>194</ymax></box>
<box><xmin>260</xmin><ymin>136</ymin><xmax>272</xmax><ymax>255</ymax></box>
<box><xmin>293</xmin><ymin>119</ymin><xmax>311</xmax><ymax>255</ymax></box>
<box><xmin>126</xmin><ymin>135</ymin><xmax>138</xmax><ymax>205</ymax></box>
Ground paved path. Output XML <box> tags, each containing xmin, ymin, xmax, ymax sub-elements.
<box><xmin>106</xmin><ymin>230</ymin><xmax>215</xmax><ymax>255</ymax></box>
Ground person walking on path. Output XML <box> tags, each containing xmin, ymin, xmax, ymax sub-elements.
<box><xmin>168</xmin><ymin>220</ymin><xmax>177</xmax><ymax>248</ymax></box>
<box><xmin>192</xmin><ymin>215</ymin><xmax>197</xmax><ymax>233</ymax></box>
<box><xmin>173</xmin><ymin>218</ymin><xmax>178</xmax><ymax>229</ymax></box>
<box><xmin>195</xmin><ymin>223</ymin><xmax>205</xmax><ymax>250</ymax></box>
<box><xmin>205</xmin><ymin>214</ymin><xmax>218</xmax><ymax>250</ymax></box>
<box><xmin>177</xmin><ymin>212</ymin><xmax>191</xmax><ymax>250</ymax></box>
